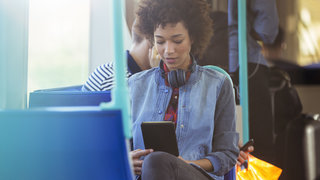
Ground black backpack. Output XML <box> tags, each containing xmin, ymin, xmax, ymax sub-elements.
<box><xmin>268</xmin><ymin>67</ymin><xmax>304</xmax><ymax>171</ymax></box>
<box><xmin>268</xmin><ymin>67</ymin><xmax>303</xmax><ymax>134</ymax></box>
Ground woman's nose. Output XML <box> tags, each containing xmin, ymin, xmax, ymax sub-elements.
<box><xmin>164</xmin><ymin>42</ymin><xmax>175</xmax><ymax>55</ymax></box>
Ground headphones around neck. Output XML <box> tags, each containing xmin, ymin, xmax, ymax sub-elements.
<box><xmin>160</xmin><ymin>58</ymin><xmax>196</xmax><ymax>88</ymax></box>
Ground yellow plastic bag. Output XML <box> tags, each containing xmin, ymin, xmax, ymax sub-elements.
<box><xmin>236</xmin><ymin>154</ymin><xmax>282</xmax><ymax>180</ymax></box>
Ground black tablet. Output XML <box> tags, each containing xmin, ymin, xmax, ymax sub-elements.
<box><xmin>141</xmin><ymin>121</ymin><xmax>179</xmax><ymax>156</ymax></box>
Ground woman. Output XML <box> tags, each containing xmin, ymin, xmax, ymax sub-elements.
<box><xmin>128</xmin><ymin>0</ymin><xmax>239</xmax><ymax>179</ymax></box>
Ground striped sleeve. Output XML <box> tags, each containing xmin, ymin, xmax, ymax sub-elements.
<box><xmin>82</xmin><ymin>62</ymin><xmax>132</xmax><ymax>91</ymax></box>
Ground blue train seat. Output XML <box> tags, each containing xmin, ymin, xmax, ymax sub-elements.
<box><xmin>224</xmin><ymin>167</ymin><xmax>236</xmax><ymax>180</ymax></box>
<box><xmin>0</xmin><ymin>107</ymin><xmax>133</xmax><ymax>180</ymax></box>
<box><xmin>29</xmin><ymin>85</ymin><xmax>111</xmax><ymax>108</ymax></box>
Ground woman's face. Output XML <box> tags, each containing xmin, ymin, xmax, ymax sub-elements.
<box><xmin>154</xmin><ymin>22</ymin><xmax>192</xmax><ymax>71</ymax></box>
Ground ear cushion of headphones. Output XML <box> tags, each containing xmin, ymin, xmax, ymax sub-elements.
<box><xmin>168</xmin><ymin>71</ymin><xmax>179</xmax><ymax>88</ymax></box>
<box><xmin>160</xmin><ymin>59</ymin><xmax>193</xmax><ymax>88</ymax></box>
<box><xmin>168</xmin><ymin>70</ymin><xmax>186</xmax><ymax>88</ymax></box>
<box><xmin>176</xmin><ymin>70</ymin><xmax>186</xmax><ymax>87</ymax></box>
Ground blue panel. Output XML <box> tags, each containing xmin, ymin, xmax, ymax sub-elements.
<box><xmin>29</xmin><ymin>86</ymin><xmax>111</xmax><ymax>108</ymax></box>
<box><xmin>0</xmin><ymin>108</ymin><xmax>132</xmax><ymax>180</ymax></box>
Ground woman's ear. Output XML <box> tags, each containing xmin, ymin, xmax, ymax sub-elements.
<box><xmin>189</xmin><ymin>37</ymin><xmax>194</xmax><ymax>52</ymax></box>
<box><xmin>190</xmin><ymin>36</ymin><xmax>194</xmax><ymax>45</ymax></box>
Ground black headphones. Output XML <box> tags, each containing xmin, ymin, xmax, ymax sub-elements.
<box><xmin>160</xmin><ymin>58</ymin><xmax>196</xmax><ymax>88</ymax></box>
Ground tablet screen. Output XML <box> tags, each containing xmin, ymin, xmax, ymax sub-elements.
<box><xmin>141</xmin><ymin>121</ymin><xmax>179</xmax><ymax>156</ymax></box>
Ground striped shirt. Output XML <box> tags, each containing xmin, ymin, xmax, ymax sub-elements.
<box><xmin>82</xmin><ymin>50</ymin><xmax>142</xmax><ymax>91</ymax></box>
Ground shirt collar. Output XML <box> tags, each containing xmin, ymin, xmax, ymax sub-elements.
<box><xmin>127</xmin><ymin>50</ymin><xmax>142</xmax><ymax>74</ymax></box>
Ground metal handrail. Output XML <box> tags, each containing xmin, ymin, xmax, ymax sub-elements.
<box><xmin>238</xmin><ymin>0</ymin><xmax>249</xmax><ymax>142</ymax></box>
<box><xmin>100</xmin><ymin>0</ymin><xmax>132</xmax><ymax>139</ymax></box>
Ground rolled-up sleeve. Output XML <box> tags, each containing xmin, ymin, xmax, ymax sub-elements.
<box><xmin>205</xmin><ymin>77</ymin><xmax>239</xmax><ymax>176</ymax></box>
<box><xmin>251</xmin><ymin>0</ymin><xmax>279</xmax><ymax>44</ymax></box>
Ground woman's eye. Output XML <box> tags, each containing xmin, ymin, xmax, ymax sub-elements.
<box><xmin>174</xmin><ymin>40</ymin><xmax>183</xmax><ymax>44</ymax></box>
<box><xmin>156</xmin><ymin>41</ymin><xmax>164</xmax><ymax>45</ymax></box>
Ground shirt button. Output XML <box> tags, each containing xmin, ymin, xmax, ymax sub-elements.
<box><xmin>158</xmin><ymin>110</ymin><xmax>162</xmax><ymax>114</ymax></box>
<box><xmin>180</xmin><ymin>124</ymin><xmax>184</xmax><ymax>128</ymax></box>
<box><xmin>174</xmin><ymin>96</ymin><xmax>178</xmax><ymax>99</ymax></box>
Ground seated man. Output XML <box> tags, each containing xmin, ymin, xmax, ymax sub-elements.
<box><xmin>82</xmin><ymin>20</ymin><xmax>159</xmax><ymax>91</ymax></box>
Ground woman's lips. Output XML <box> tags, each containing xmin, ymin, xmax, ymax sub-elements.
<box><xmin>165</xmin><ymin>58</ymin><xmax>177</xmax><ymax>64</ymax></box>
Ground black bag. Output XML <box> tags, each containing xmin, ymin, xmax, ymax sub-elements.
<box><xmin>268</xmin><ymin>67</ymin><xmax>303</xmax><ymax>135</ymax></box>
<box><xmin>268</xmin><ymin>67</ymin><xmax>303</xmax><ymax>170</ymax></box>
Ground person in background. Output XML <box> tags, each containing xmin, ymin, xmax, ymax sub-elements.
<box><xmin>82</xmin><ymin>19</ymin><xmax>159</xmax><ymax>91</ymax></box>
<box><xmin>262</xmin><ymin>27</ymin><xmax>284</xmax><ymax>65</ymax></box>
<box><xmin>262</xmin><ymin>27</ymin><xmax>304</xmax><ymax>84</ymax></box>
<box><xmin>228</xmin><ymin>0</ymin><xmax>279</xmax><ymax>164</ymax></box>
<box><xmin>129</xmin><ymin>0</ymin><xmax>239</xmax><ymax>179</ymax></box>
<box><xmin>263</xmin><ymin>26</ymin><xmax>304</xmax><ymax>169</ymax></box>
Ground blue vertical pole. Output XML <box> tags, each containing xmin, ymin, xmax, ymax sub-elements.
<box><xmin>100</xmin><ymin>0</ymin><xmax>131</xmax><ymax>139</ymax></box>
<box><xmin>238</xmin><ymin>0</ymin><xmax>249</xmax><ymax>143</ymax></box>
<box><xmin>0</xmin><ymin>0</ymin><xmax>29</xmax><ymax>110</ymax></box>
<box><xmin>0</xmin><ymin>3</ymin><xmax>7</xmax><ymax>109</ymax></box>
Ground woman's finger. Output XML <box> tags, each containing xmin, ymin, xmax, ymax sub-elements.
<box><xmin>133</xmin><ymin>160</ymin><xmax>143</xmax><ymax>167</ymax></box>
<box><xmin>132</xmin><ymin>149</ymin><xmax>153</xmax><ymax>158</ymax></box>
<box><xmin>247</xmin><ymin>146</ymin><xmax>254</xmax><ymax>153</ymax></box>
<box><xmin>134</xmin><ymin>167</ymin><xmax>142</xmax><ymax>175</ymax></box>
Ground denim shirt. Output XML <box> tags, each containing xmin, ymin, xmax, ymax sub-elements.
<box><xmin>128</xmin><ymin>65</ymin><xmax>239</xmax><ymax>179</ymax></box>
<box><xmin>228</xmin><ymin>0</ymin><xmax>279</xmax><ymax>72</ymax></box>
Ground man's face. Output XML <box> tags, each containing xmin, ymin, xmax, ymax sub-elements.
<box><xmin>148</xmin><ymin>46</ymin><xmax>161</xmax><ymax>68</ymax></box>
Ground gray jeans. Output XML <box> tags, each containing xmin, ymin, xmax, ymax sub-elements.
<box><xmin>140</xmin><ymin>151</ymin><xmax>214</xmax><ymax>180</ymax></box>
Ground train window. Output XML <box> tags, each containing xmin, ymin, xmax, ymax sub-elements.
<box><xmin>298</xmin><ymin>0</ymin><xmax>320</xmax><ymax>65</ymax></box>
<box><xmin>28</xmin><ymin>0</ymin><xmax>90</xmax><ymax>93</ymax></box>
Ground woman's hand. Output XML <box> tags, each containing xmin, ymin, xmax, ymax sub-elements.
<box><xmin>178</xmin><ymin>156</ymin><xmax>213</xmax><ymax>172</ymax></box>
<box><xmin>237</xmin><ymin>145</ymin><xmax>254</xmax><ymax>165</ymax></box>
<box><xmin>148</xmin><ymin>46</ymin><xmax>161</xmax><ymax>68</ymax></box>
<box><xmin>130</xmin><ymin>149</ymin><xmax>153</xmax><ymax>175</ymax></box>
<box><xmin>178</xmin><ymin>156</ymin><xmax>191</xmax><ymax>164</ymax></box>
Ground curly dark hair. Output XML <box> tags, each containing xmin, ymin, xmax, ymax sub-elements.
<box><xmin>136</xmin><ymin>0</ymin><xmax>213</xmax><ymax>58</ymax></box>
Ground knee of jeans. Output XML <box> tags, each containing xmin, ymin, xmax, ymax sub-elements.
<box><xmin>143</xmin><ymin>151</ymin><xmax>173</xmax><ymax>167</ymax></box>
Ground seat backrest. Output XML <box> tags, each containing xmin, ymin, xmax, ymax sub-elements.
<box><xmin>0</xmin><ymin>107</ymin><xmax>133</xmax><ymax>180</ymax></box>
<box><xmin>204</xmin><ymin>65</ymin><xmax>236</xmax><ymax>180</ymax></box>
<box><xmin>204</xmin><ymin>65</ymin><xmax>233</xmax><ymax>86</ymax></box>
<box><xmin>29</xmin><ymin>85</ymin><xmax>111</xmax><ymax>108</ymax></box>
